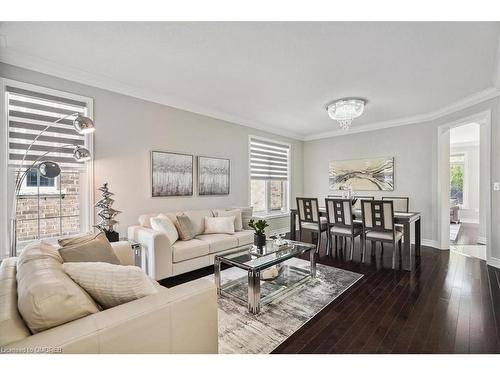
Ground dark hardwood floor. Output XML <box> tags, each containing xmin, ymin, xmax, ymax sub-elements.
<box><xmin>161</xmin><ymin>232</ymin><xmax>500</xmax><ymax>354</ymax></box>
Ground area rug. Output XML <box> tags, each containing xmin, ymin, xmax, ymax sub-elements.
<box><xmin>450</xmin><ymin>223</ymin><xmax>461</xmax><ymax>242</ymax></box>
<box><xmin>202</xmin><ymin>258</ymin><xmax>363</xmax><ymax>354</ymax></box>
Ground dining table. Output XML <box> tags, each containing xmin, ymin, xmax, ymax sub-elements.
<box><xmin>289</xmin><ymin>208</ymin><xmax>421</xmax><ymax>271</ymax></box>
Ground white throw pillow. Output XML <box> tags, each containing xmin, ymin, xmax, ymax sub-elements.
<box><xmin>204</xmin><ymin>216</ymin><xmax>235</xmax><ymax>234</ymax></box>
<box><xmin>215</xmin><ymin>209</ymin><xmax>243</xmax><ymax>231</ymax></box>
<box><xmin>63</xmin><ymin>262</ymin><xmax>158</xmax><ymax>309</ymax></box>
<box><xmin>150</xmin><ymin>214</ymin><xmax>179</xmax><ymax>244</ymax></box>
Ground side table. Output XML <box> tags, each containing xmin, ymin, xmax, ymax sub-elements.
<box><xmin>120</xmin><ymin>238</ymin><xmax>148</xmax><ymax>275</ymax></box>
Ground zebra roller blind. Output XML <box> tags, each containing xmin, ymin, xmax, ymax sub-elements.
<box><xmin>7</xmin><ymin>85</ymin><xmax>88</xmax><ymax>169</ymax></box>
<box><xmin>250</xmin><ymin>138</ymin><xmax>289</xmax><ymax>181</ymax></box>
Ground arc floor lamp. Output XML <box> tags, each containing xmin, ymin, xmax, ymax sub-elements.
<box><xmin>9</xmin><ymin>113</ymin><xmax>95</xmax><ymax>257</ymax></box>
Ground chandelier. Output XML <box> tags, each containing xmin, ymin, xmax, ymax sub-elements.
<box><xmin>326</xmin><ymin>98</ymin><xmax>366</xmax><ymax>131</ymax></box>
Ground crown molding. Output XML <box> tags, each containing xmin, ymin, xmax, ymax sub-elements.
<box><xmin>304</xmin><ymin>87</ymin><xmax>500</xmax><ymax>141</ymax></box>
<box><xmin>0</xmin><ymin>48</ymin><xmax>306</xmax><ymax>141</ymax></box>
<box><xmin>2</xmin><ymin>47</ymin><xmax>500</xmax><ymax>143</ymax></box>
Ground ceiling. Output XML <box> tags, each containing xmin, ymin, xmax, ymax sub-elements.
<box><xmin>1</xmin><ymin>22</ymin><xmax>499</xmax><ymax>140</ymax></box>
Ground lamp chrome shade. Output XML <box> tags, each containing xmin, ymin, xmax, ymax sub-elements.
<box><xmin>73</xmin><ymin>116</ymin><xmax>95</xmax><ymax>134</ymax></box>
<box><xmin>38</xmin><ymin>161</ymin><xmax>61</xmax><ymax>178</ymax></box>
<box><xmin>73</xmin><ymin>146</ymin><xmax>92</xmax><ymax>162</ymax></box>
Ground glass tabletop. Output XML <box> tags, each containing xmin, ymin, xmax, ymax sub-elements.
<box><xmin>216</xmin><ymin>240</ymin><xmax>316</xmax><ymax>271</ymax></box>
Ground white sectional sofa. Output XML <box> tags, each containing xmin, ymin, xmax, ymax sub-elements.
<box><xmin>128</xmin><ymin>208</ymin><xmax>254</xmax><ymax>280</ymax></box>
<box><xmin>0</xmin><ymin>241</ymin><xmax>218</xmax><ymax>354</ymax></box>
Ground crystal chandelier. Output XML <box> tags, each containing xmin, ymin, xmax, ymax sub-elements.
<box><xmin>326</xmin><ymin>98</ymin><xmax>366</xmax><ymax>131</ymax></box>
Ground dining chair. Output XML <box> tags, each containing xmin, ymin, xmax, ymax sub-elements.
<box><xmin>296</xmin><ymin>197</ymin><xmax>329</xmax><ymax>253</ymax></box>
<box><xmin>361</xmin><ymin>200</ymin><xmax>403</xmax><ymax>269</ymax></box>
<box><xmin>325</xmin><ymin>198</ymin><xmax>364</xmax><ymax>261</ymax></box>
<box><xmin>353</xmin><ymin>195</ymin><xmax>374</xmax><ymax>211</ymax></box>
<box><xmin>382</xmin><ymin>196</ymin><xmax>409</xmax><ymax>212</ymax></box>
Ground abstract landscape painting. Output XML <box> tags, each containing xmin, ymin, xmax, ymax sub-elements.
<box><xmin>151</xmin><ymin>151</ymin><xmax>193</xmax><ymax>197</ymax></box>
<box><xmin>198</xmin><ymin>156</ymin><xmax>230</xmax><ymax>195</ymax></box>
<box><xmin>329</xmin><ymin>157</ymin><xmax>394</xmax><ymax>191</ymax></box>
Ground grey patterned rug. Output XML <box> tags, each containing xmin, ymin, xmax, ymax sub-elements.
<box><xmin>203</xmin><ymin>258</ymin><xmax>363</xmax><ymax>354</ymax></box>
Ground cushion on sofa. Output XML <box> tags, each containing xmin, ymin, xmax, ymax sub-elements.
<box><xmin>204</xmin><ymin>216</ymin><xmax>235</xmax><ymax>235</ymax></box>
<box><xmin>150</xmin><ymin>214</ymin><xmax>179</xmax><ymax>244</ymax></box>
<box><xmin>231</xmin><ymin>230</ymin><xmax>254</xmax><ymax>246</ymax></box>
<box><xmin>232</xmin><ymin>206</ymin><xmax>253</xmax><ymax>229</ymax></box>
<box><xmin>195</xmin><ymin>234</ymin><xmax>239</xmax><ymax>253</ymax></box>
<box><xmin>214</xmin><ymin>209</ymin><xmax>243</xmax><ymax>231</ymax></box>
<box><xmin>58</xmin><ymin>232</ymin><xmax>121</xmax><ymax>265</ymax></box>
<box><xmin>172</xmin><ymin>239</ymin><xmax>210</xmax><ymax>263</ymax></box>
<box><xmin>0</xmin><ymin>258</ymin><xmax>31</xmax><ymax>347</ymax></box>
<box><xmin>182</xmin><ymin>209</ymin><xmax>214</xmax><ymax>235</ymax></box>
<box><xmin>63</xmin><ymin>262</ymin><xmax>158</xmax><ymax>309</ymax></box>
<box><xmin>16</xmin><ymin>241</ymin><xmax>99</xmax><ymax>334</ymax></box>
<box><xmin>174</xmin><ymin>214</ymin><xmax>197</xmax><ymax>241</ymax></box>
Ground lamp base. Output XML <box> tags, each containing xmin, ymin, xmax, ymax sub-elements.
<box><xmin>104</xmin><ymin>230</ymin><xmax>119</xmax><ymax>243</ymax></box>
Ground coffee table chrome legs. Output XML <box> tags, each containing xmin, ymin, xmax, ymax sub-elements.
<box><xmin>310</xmin><ymin>248</ymin><xmax>317</xmax><ymax>278</ymax></box>
<box><xmin>248</xmin><ymin>270</ymin><xmax>261</xmax><ymax>314</ymax></box>
<box><xmin>215</xmin><ymin>258</ymin><xmax>221</xmax><ymax>296</ymax></box>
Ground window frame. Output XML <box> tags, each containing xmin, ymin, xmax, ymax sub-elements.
<box><xmin>248</xmin><ymin>135</ymin><xmax>291</xmax><ymax>218</ymax></box>
<box><xmin>0</xmin><ymin>78</ymin><xmax>95</xmax><ymax>257</ymax></box>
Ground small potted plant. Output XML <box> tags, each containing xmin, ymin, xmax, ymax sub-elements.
<box><xmin>248</xmin><ymin>219</ymin><xmax>269</xmax><ymax>250</ymax></box>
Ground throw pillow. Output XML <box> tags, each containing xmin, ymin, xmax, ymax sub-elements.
<box><xmin>174</xmin><ymin>213</ymin><xmax>196</xmax><ymax>241</ymax></box>
<box><xmin>233</xmin><ymin>206</ymin><xmax>254</xmax><ymax>229</ymax></box>
<box><xmin>17</xmin><ymin>241</ymin><xmax>99</xmax><ymax>333</ymax></box>
<box><xmin>215</xmin><ymin>209</ymin><xmax>243</xmax><ymax>231</ymax></box>
<box><xmin>150</xmin><ymin>214</ymin><xmax>179</xmax><ymax>244</ymax></box>
<box><xmin>204</xmin><ymin>216</ymin><xmax>235</xmax><ymax>234</ymax></box>
<box><xmin>63</xmin><ymin>262</ymin><xmax>158</xmax><ymax>309</ymax></box>
<box><xmin>58</xmin><ymin>232</ymin><xmax>121</xmax><ymax>265</ymax></box>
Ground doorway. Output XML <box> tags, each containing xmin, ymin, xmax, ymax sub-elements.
<box><xmin>437</xmin><ymin>111</ymin><xmax>491</xmax><ymax>262</ymax></box>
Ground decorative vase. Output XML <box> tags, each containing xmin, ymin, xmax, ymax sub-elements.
<box><xmin>254</xmin><ymin>233</ymin><xmax>266</xmax><ymax>249</ymax></box>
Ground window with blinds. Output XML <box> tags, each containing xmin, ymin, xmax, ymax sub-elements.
<box><xmin>5</xmin><ymin>83</ymin><xmax>92</xmax><ymax>249</ymax></box>
<box><xmin>249</xmin><ymin>137</ymin><xmax>290</xmax><ymax>214</ymax></box>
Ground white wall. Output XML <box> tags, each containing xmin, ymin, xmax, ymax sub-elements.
<box><xmin>0</xmin><ymin>63</ymin><xmax>303</xmax><ymax>239</ymax></box>
<box><xmin>304</xmin><ymin>97</ymin><xmax>500</xmax><ymax>260</ymax></box>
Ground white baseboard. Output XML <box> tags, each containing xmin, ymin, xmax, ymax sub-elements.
<box><xmin>487</xmin><ymin>257</ymin><xmax>500</xmax><ymax>270</ymax></box>
<box><xmin>421</xmin><ymin>239</ymin><xmax>442</xmax><ymax>249</ymax></box>
<box><xmin>478</xmin><ymin>236</ymin><xmax>487</xmax><ymax>245</ymax></box>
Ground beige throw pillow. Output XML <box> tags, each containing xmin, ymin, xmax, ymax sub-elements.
<box><xmin>17</xmin><ymin>241</ymin><xmax>99</xmax><ymax>333</ymax></box>
<box><xmin>215</xmin><ymin>209</ymin><xmax>243</xmax><ymax>231</ymax></box>
<box><xmin>150</xmin><ymin>214</ymin><xmax>179</xmax><ymax>244</ymax></box>
<box><xmin>174</xmin><ymin>213</ymin><xmax>196</xmax><ymax>241</ymax></box>
<box><xmin>58</xmin><ymin>232</ymin><xmax>120</xmax><ymax>265</ymax></box>
<box><xmin>204</xmin><ymin>216</ymin><xmax>235</xmax><ymax>234</ymax></box>
<box><xmin>233</xmin><ymin>206</ymin><xmax>254</xmax><ymax>229</ymax></box>
<box><xmin>63</xmin><ymin>262</ymin><xmax>158</xmax><ymax>309</ymax></box>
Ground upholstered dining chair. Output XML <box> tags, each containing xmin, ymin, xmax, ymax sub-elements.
<box><xmin>361</xmin><ymin>200</ymin><xmax>403</xmax><ymax>269</ymax></box>
<box><xmin>296</xmin><ymin>197</ymin><xmax>328</xmax><ymax>252</ymax></box>
<box><xmin>325</xmin><ymin>198</ymin><xmax>365</xmax><ymax>261</ymax></box>
<box><xmin>382</xmin><ymin>196</ymin><xmax>410</xmax><ymax>212</ymax></box>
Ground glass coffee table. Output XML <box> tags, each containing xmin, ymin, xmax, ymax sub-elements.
<box><xmin>214</xmin><ymin>241</ymin><xmax>316</xmax><ymax>314</ymax></box>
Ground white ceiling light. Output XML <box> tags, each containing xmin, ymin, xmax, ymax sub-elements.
<box><xmin>326</xmin><ymin>98</ymin><xmax>366</xmax><ymax>131</ymax></box>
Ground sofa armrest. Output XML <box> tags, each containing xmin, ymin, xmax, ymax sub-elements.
<box><xmin>127</xmin><ymin>225</ymin><xmax>173</xmax><ymax>280</ymax></box>
<box><xmin>4</xmin><ymin>279</ymin><xmax>218</xmax><ymax>354</ymax></box>
<box><xmin>110</xmin><ymin>241</ymin><xmax>135</xmax><ymax>266</ymax></box>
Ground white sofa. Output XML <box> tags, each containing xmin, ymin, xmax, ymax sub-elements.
<box><xmin>0</xmin><ymin>241</ymin><xmax>218</xmax><ymax>354</ymax></box>
<box><xmin>128</xmin><ymin>209</ymin><xmax>254</xmax><ymax>280</ymax></box>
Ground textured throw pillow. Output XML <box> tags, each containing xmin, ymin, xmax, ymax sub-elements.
<box><xmin>58</xmin><ymin>232</ymin><xmax>121</xmax><ymax>265</ymax></box>
<box><xmin>204</xmin><ymin>216</ymin><xmax>235</xmax><ymax>234</ymax></box>
<box><xmin>150</xmin><ymin>214</ymin><xmax>179</xmax><ymax>244</ymax></box>
<box><xmin>233</xmin><ymin>206</ymin><xmax>254</xmax><ymax>229</ymax></box>
<box><xmin>174</xmin><ymin>213</ymin><xmax>196</xmax><ymax>241</ymax></box>
<box><xmin>17</xmin><ymin>241</ymin><xmax>99</xmax><ymax>333</ymax></box>
<box><xmin>215</xmin><ymin>209</ymin><xmax>243</xmax><ymax>231</ymax></box>
<box><xmin>63</xmin><ymin>262</ymin><xmax>158</xmax><ymax>309</ymax></box>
